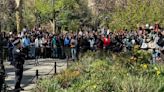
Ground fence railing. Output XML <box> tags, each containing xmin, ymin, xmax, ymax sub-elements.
<box><xmin>3</xmin><ymin>61</ymin><xmax>67</xmax><ymax>92</ymax></box>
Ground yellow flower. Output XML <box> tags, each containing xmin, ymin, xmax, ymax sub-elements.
<box><xmin>154</xmin><ymin>67</ymin><xmax>158</xmax><ymax>70</ymax></box>
<box><xmin>143</xmin><ymin>64</ymin><xmax>148</xmax><ymax>69</ymax></box>
<box><xmin>93</xmin><ymin>85</ymin><xmax>97</xmax><ymax>89</ymax></box>
<box><xmin>156</xmin><ymin>70</ymin><xmax>161</xmax><ymax>76</ymax></box>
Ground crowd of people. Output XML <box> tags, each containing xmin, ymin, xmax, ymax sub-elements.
<box><xmin>1</xmin><ymin>23</ymin><xmax>164</xmax><ymax>92</ymax></box>
<box><xmin>1</xmin><ymin>23</ymin><xmax>164</xmax><ymax>65</ymax></box>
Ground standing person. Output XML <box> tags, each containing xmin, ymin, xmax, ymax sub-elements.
<box><xmin>34</xmin><ymin>36</ymin><xmax>39</xmax><ymax>65</ymax></box>
<box><xmin>42</xmin><ymin>35</ymin><xmax>47</xmax><ymax>58</ymax></box>
<box><xmin>2</xmin><ymin>33</ymin><xmax>8</xmax><ymax>61</ymax></box>
<box><xmin>0</xmin><ymin>33</ymin><xmax>5</xmax><ymax>92</ymax></box>
<box><xmin>64</xmin><ymin>35</ymin><xmax>71</xmax><ymax>60</ymax></box>
<box><xmin>22</xmin><ymin>34</ymin><xmax>30</xmax><ymax>59</ymax></box>
<box><xmin>152</xmin><ymin>49</ymin><xmax>157</xmax><ymax>64</ymax></box>
<box><xmin>52</xmin><ymin>35</ymin><xmax>58</xmax><ymax>58</ymax></box>
<box><xmin>38</xmin><ymin>35</ymin><xmax>43</xmax><ymax>58</ymax></box>
<box><xmin>154</xmin><ymin>23</ymin><xmax>160</xmax><ymax>33</ymax></box>
<box><xmin>96</xmin><ymin>35</ymin><xmax>103</xmax><ymax>50</ymax></box>
<box><xmin>89</xmin><ymin>37</ymin><xmax>95</xmax><ymax>51</ymax></box>
<box><xmin>59</xmin><ymin>35</ymin><xmax>65</xmax><ymax>59</ymax></box>
<box><xmin>0</xmin><ymin>64</ymin><xmax>5</xmax><ymax>92</ymax></box>
<box><xmin>8</xmin><ymin>37</ymin><xmax>14</xmax><ymax>65</ymax></box>
<box><xmin>76</xmin><ymin>36</ymin><xmax>80</xmax><ymax>60</ymax></box>
<box><xmin>103</xmin><ymin>35</ymin><xmax>110</xmax><ymax>51</ymax></box>
<box><xmin>29</xmin><ymin>36</ymin><xmax>35</xmax><ymax>59</ymax></box>
<box><xmin>13</xmin><ymin>39</ymin><xmax>25</xmax><ymax>92</ymax></box>
<box><xmin>45</xmin><ymin>35</ymin><xmax>51</xmax><ymax>58</ymax></box>
<box><xmin>157</xmin><ymin>31</ymin><xmax>164</xmax><ymax>61</ymax></box>
<box><xmin>70</xmin><ymin>36</ymin><xmax>77</xmax><ymax>61</ymax></box>
<box><xmin>56</xmin><ymin>35</ymin><xmax>62</xmax><ymax>59</ymax></box>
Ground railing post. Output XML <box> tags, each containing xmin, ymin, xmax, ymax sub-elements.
<box><xmin>36</xmin><ymin>70</ymin><xmax>39</xmax><ymax>80</ymax></box>
<box><xmin>54</xmin><ymin>62</ymin><xmax>56</xmax><ymax>74</ymax></box>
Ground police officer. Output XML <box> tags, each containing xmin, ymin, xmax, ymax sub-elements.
<box><xmin>0</xmin><ymin>32</ymin><xmax>5</xmax><ymax>92</ymax></box>
<box><xmin>13</xmin><ymin>39</ymin><xmax>25</xmax><ymax>92</ymax></box>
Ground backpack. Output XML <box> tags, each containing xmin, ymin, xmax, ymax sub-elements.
<box><xmin>141</xmin><ymin>42</ymin><xmax>148</xmax><ymax>49</ymax></box>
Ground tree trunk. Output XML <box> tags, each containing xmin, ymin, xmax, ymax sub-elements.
<box><xmin>50</xmin><ymin>20</ymin><xmax>56</xmax><ymax>34</ymax></box>
<box><xmin>15</xmin><ymin>0</ymin><xmax>23</xmax><ymax>32</ymax></box>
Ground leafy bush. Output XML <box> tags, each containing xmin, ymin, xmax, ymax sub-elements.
<box><xmin>109</xmin><ymin>0</ymin><xmax>164</xmax><ymax>30</ymax></box>
<box><xmin>34</xmin><ymin>52</ymin><xmax>164</xmax><ymax>92</ymax></box>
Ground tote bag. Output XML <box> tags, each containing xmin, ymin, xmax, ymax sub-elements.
<box><xmin>141</xmin><ymin>42</ymin><xmax>148</xmax><ymax>49</ymax></box>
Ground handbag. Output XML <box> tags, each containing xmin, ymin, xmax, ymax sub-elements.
<box><xmin>141</xmin><ymin>42</ymin><xmax>148</xmax><ymax>49</ymax></box>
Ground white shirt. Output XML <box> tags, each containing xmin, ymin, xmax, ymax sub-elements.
<box><xmin>132</xmin><ymin>39</ymin><xmax>135</xmax><ymax>45</ymax></box>
<box><xmin>36</xmin><ymin>38</ymin><xmax>43</xmax><ymax>47</ymax></box>
<box><xmin>35</xmin><ymin>38</ymin><xmax>39</xmax><ymax>48</ymax></box>
<box><xmin>107</xmin><ymin>29</ymin><xmax>110</xmax><ymax>35</ymax></box>
<box><xmin>79</xmin><ymin>31</ymin><xmax>82</xmax><ymax>36</ymax></box>
<box><xmin>89</xmin><ymin>39</ymin><xmax>95</xmax><ymax>47</ymax></box>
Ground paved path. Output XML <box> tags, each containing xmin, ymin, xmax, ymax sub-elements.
<box><xmin>4</xmin><ymin>58</ymin><xmax>67</xmax><ymax>92</ymax></box>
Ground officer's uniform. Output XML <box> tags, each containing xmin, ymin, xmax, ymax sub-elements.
<box><xmin>0</xmin><ymin>33</ymin><xmax>5</xmax><ymax>91</ymax></box>
<box><xmin>0</xmin><ymin>64</ymin><xmax>5</xmax><ymax>91</ymax></box>
<box><xmin>13</xmin><ymin>39</ymin><xmax>25</xmax><ymax>92</ymax></box>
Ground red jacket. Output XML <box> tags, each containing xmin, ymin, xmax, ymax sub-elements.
<box><xmin>103</xmin><ymin>37</ymin><xmax>110</xmax><ymax>47</ymax></box>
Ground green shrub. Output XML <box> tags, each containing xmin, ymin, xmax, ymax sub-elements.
<box><xmin>34</xmin><ymin>52</ymin><xmax>164</xmax><ymax>92</ymax></box>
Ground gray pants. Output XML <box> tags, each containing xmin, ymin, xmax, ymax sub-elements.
<box><xmin>71</xmin><ymin>48</ymin><xmax>76</xmax><ymax>60</ymax></box>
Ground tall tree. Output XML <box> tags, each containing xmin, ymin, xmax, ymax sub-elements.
<box><xmin>35</xmin><ymin>0</ymin><xmax>91</xmax><ymax>32</ymax></box>
<box><xmin>15</xmin><ymin>0</ymin><xmax>23</xmax><ymax>32</ymax></box>
<box><xmin>7</xmin><ymin>0</ymin><xmax>17</xmax><ymax>32</ymax></box>
<box><xmin>109</xmin><ymin>0</ymin><xmax>164</xmax><ymax>30</ymax></box>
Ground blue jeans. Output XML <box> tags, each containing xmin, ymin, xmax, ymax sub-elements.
<box><xmin>52</xmin><ymin>48</ymin><xmax>58</xmax><ymax>58</ymax></box>
<box><xmin>71</xmin><ymin>48</ymin><xmax>76</xmax><ymax>60</ymax></box>
<box><xmin>29</xmin><ymin>46</ymin><xmax>35</xmax><ymax>58</ymax></box>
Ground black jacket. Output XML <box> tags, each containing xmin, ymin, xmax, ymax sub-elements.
<box><xmin>13</xmin><ymin>47</ymin><xmax>25</xmax><ymax>69</ymax></box>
